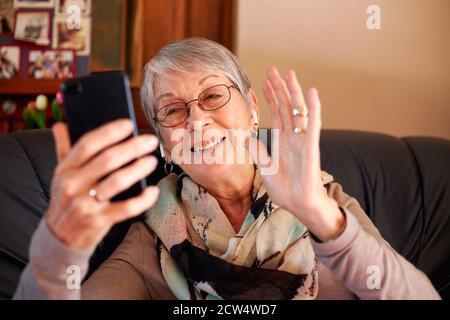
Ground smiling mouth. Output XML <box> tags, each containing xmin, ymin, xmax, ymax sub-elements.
<box><xmin>191</xmin><ymin>136</ymin><xmax>226</xmax><ymax>153</ymax></box>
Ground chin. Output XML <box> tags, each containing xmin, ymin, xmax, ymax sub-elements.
<box><xmin>182</xmin><ymin>162</ymin><xmax>238</xmax><ymax>181</ymax></box>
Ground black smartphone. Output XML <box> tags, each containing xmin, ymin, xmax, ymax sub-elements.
<box><xmin>61</xmin><ymin>71</ymin><xmax>147</xmax><ymax>203</ymax></box>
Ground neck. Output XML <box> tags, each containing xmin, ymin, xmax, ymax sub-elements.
<box><xmin>197</xmin><ymin>165</ymin><xmax>255</xmax><ymax>233</ymax></box>
<box><xmin>213</xmin><ymin>181</ymin><xmax>254</xmax><ymax>233</ymax></box>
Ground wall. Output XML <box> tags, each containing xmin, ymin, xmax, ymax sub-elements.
<box><xmin>235</xmin><ymin>0</ymin><xmax>450</xmax><ymax>138</ymax></box>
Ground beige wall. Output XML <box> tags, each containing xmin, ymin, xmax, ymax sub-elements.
<box><xmin>235</xmin><ymin>0</ymin><xmax>450</xmax><ymax>138</ymax></box>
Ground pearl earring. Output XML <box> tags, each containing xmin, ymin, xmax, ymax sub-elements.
<box><xmin>251</xmin><ymin>110</ymin><xmax>259</xmax><ymax>126</ymax></box>
<box><xmin>159</xmin><ymin>143</ymin><xmax>166</xmax><ymax>158</ymax></box>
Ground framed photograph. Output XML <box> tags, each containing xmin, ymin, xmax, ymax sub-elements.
<box><xmin>13</xmin><ymin>10</ymin><xmax>51</xmax><ymax>46</ymax></box>
<box><xmin>90</xmin><ymin>0</ymin><xmax>127</xmax><ymax>73</ymax></box>
<box><xmin>0</xmin><ymin>0</ymin><xmax>15</xmax><ymax>34</ymax></box>
<box><xmin>27</xmin><ymin>49</ymin><xmax>75</xmax><ymax>79</ymax></box>
<box><xmin>53</xmin><ymin>16</ymin><xmax>90</xmax><ymax>56</ymax></box>
<box><xmin>56</xmin><ymin>0</ymin><xmax>91</xmax><ymax>16</ymax></box>
<box><xmin>13</xmin><ymin>0</ymin><xmax>54</xmax><ymax>8</ymax></box>
<box><xmin>0</xmin><ymin>45</ymin><xmax>21</xmax><ymax>79</ymax></box>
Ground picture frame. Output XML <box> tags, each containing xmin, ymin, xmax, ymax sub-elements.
<box><xmin>55</xmin><ymin>0</ymin><xmax>91</xmax><ymax>16</ymax></box>
<box><xmin>0</xmin><ymin>45</ymin><xmax>21</xmax><ymax>79</ymax></box>
<box><xmin>90</xmin><ymin>0</ymin><xmax>126</xmax><ymax>73</ymax></box>
<box><xmin>13</xmin><ymin>0</ymin><xmax>54</xmax><ymax>8</ymax></box>
<box><xmin>27</xmin><ymin>48</ymin><xmax>75</xmax><ymax>79</ymax></box>
<box><xmin>13</xmin><ymin>9</ymin><xmax>51</xmax><ymax>46</ymax></box>
<box><xmin>52</xmin><ymin>15</ymin><xmax>90</xmax><ymax>56</ymax></box>
<box><xmin>0</xmin><ymin>0</ymin><xmax>15</xmax><ymax>34</ymax></box>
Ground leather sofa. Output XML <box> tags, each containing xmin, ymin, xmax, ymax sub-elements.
<box><xmin>0</xmin><ymin>128</ymin><xmax>449</xmax><ymax>299</ymax></box>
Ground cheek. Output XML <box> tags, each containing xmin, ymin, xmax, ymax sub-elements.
<box><xmin>159</xmin><ymin>129</ymin><xmax>178</xmax><ymax>150</ymax></box>
<box><xmin>214</xmin><ymin>101</ymin><xmax>250</xmax><ymax>129</ymax></box>
<box><xmin>159</xmin><ymin>128</ymin><xmax>189</xmax><ymax>155</ymax></box>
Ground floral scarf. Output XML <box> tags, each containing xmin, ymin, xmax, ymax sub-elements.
<box><xmin>145</xmin><ymin>170</ymin><xmax>334</xmax><ymax>300</ymax></box>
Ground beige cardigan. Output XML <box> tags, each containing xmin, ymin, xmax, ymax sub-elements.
<box><xmin>14</xmin><ymin>182</ymin><xmax>440</xmax><ymax>300</ymax></box>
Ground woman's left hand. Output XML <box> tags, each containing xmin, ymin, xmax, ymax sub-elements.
<box><xmin>247</xmin><ymin>68</ymin><xmax>344</xmax><ymax>241</ymax></box>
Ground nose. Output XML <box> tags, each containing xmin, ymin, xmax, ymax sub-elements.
<box><xmin>186</xmin><ymin>101</ymin><xmax>212</xmax><ymax>132</ymax></box>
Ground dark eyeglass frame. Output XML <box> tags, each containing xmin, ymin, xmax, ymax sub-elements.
<box><xmin>153</xmin><ymin>84</ymin><xmax>237</xmax><ymax>128</ymax></box>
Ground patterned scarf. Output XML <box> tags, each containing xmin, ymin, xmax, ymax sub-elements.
<box><xmin>145</xmin><ymin>169</ymin><xmax>334</xmax><ymax>300</ymax></box>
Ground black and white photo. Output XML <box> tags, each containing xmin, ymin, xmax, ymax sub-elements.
<box><xmin>14</xmin><ymin>10</ymin><xmax>51</xmax><ymax>45</ymax></box>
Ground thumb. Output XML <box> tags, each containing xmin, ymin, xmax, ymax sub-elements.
<box><xmin>52</xmin><ymin>122</ymin><xmax>72</xmax><ymax>163</ymax></box>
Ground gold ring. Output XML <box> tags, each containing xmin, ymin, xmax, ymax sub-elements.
<box><xmin>294</xmin><ymin>127</ymin><xmax>304</xmax><ymax>134</ymax></box>
<box><xmin>292</xmin><ymin>107</ymin><xmax>309</xmax><ymax>118</ymax></box>
<box><xmin>299</xmin><ymin>107</ymin><xmax>309</xmax><ymax>118</ymax></box>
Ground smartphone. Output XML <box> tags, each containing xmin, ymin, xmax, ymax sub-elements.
<box><xmin>61</xmin><ymin>71</ymin><xmax>148</xmax><ymax>203</ymax></box>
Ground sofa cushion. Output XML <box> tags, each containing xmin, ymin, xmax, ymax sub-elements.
<box><xmin>319</xmin><ymin>131</ymin><xmax>424</xmax><ymax>261</ymax></box>
<box><xmin>402</xmin><ymin>137</ymin><xmax>450</xmax><ymax>298</ymax></box>
<box><xmin>0</xmin><ymin>130</ymin><xmax>54</xmax><ymax>299</ymax></box>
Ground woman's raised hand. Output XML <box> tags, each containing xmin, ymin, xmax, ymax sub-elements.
<box><xmin>46</xmin><ymin>119</ymin><xmax>160</xmax><ymax>249</ymax></box>
<box><xmin>248</xmin><ymin>68</ymin><xmax>344</xmax><ymax>241</ymax></box>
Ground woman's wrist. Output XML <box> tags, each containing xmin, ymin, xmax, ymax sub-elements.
<box><xmin>297</xmin><ymin>196</ymin><xmax>346</xmax><ymax>242</ymax></box>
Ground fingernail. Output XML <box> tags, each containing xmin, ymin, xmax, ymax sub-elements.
<box><xmin>269</xmin><ymin>67</ymin><xmax>277</xmax><ymax>77</ymax></box>
<box><xmin>143</xmin><ymin>134</ymin><xmax>158</xmax><ymax>146</ymax></box>
<box><xmin>119</xmin><ymin>119</ymin><xmax>133</xmax><ymax>130</ymax></box>
<box><xmin>286</xmin><ymin>70</ymin><xmax>295</xmax><ymax>80</ymax></box>
<box><xmin>143</xmin><ymin>156</ymin><xmax>157</xmax><ymax>167</ymax></box>
<box><xmin>147</xmin><ymin>185</ymin><xmax>160</xmax><ymax>197</ymax></box>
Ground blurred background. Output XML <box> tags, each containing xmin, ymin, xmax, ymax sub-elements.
<box><xmin>1</xmin><ymin>0</ymin><xmax>449</xmax><ymax>138</ymax></box>
<box><xmin>236</xmin><ymin>0</ymin><xmax>450</xmax><ymax>138</ymax></box>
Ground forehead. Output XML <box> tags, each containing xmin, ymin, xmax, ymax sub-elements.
<box><xmin>153</xmin><ymin>68</ymin><xmax>230</xmax><ymax>97</ymax></box>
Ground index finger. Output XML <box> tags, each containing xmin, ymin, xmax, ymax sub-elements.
<box><xmin>58</xmin><ymin>118</ymin><xmax>134</xmax><ymax>172</ymax></box>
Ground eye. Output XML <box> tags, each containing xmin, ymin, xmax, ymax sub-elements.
<box><xmin>166</xmin><ymin>107</ymin><xmax>177</xmax><ymax>115</ymax></box>
<box><xmin>205</xmin><ymin>93</ymin><xmax>222</xmax><ymax>100</ymax></box>
<box><xmin>162</xmin><ymin>103</ymin><xmax>186</xmax><ymax>118</ymax></box>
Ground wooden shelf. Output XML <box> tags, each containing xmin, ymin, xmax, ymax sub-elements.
<box><xmin>0</xmin><ymin>79</ymin><xmax>63</xmax><ymax>96</ymax></box>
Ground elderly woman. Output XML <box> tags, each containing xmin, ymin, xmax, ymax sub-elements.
<box><xmin>15</xmin><ymin>38</ymin><xmax>439</xmax><ymax>300</ymax></box>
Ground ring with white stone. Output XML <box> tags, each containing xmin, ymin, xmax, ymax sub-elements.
<box><xmin>292</xmin><ymin>108</ymin><xmax>301</xmax><ymax>116</ymax></box>
<box><xmin>292</xmin><ymin>107</ymin><xmax>309</xmax><ymax>117</ymax></box>
<box><xmin>293</xmin><ymin>127</ymin><xmax>304</xmax><ymax>135</ymax></box>
<box><xmin>88</xmin><ymin>188</ymin><xmax>102</xmax><ymax>202</ymax></box>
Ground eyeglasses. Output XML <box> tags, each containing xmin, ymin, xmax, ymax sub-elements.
<box><xmin>153</xmin><ymin>84</ymin><xmax>237</xmax><ymax>127</ymax></box>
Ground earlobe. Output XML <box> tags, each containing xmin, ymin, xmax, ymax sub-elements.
<box><xmin>251</xmin><ymin>109</ymin><xmax>259</xmax><ymax>126</ymax></box>
<box><xmin>247</xmin><ymin>88</ymin><xmax>259</xmax><ymax>127</ymax></box>
<box><xmin>160</xmin><ymin>144</ymin><xmax>173</xmax><ymax>174</ymax></box>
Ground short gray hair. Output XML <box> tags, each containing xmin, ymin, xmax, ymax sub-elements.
<box><xmin>140</xmin><ymin>38</ymin><xmax>252</xmax><ymax>135</ymax></box>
